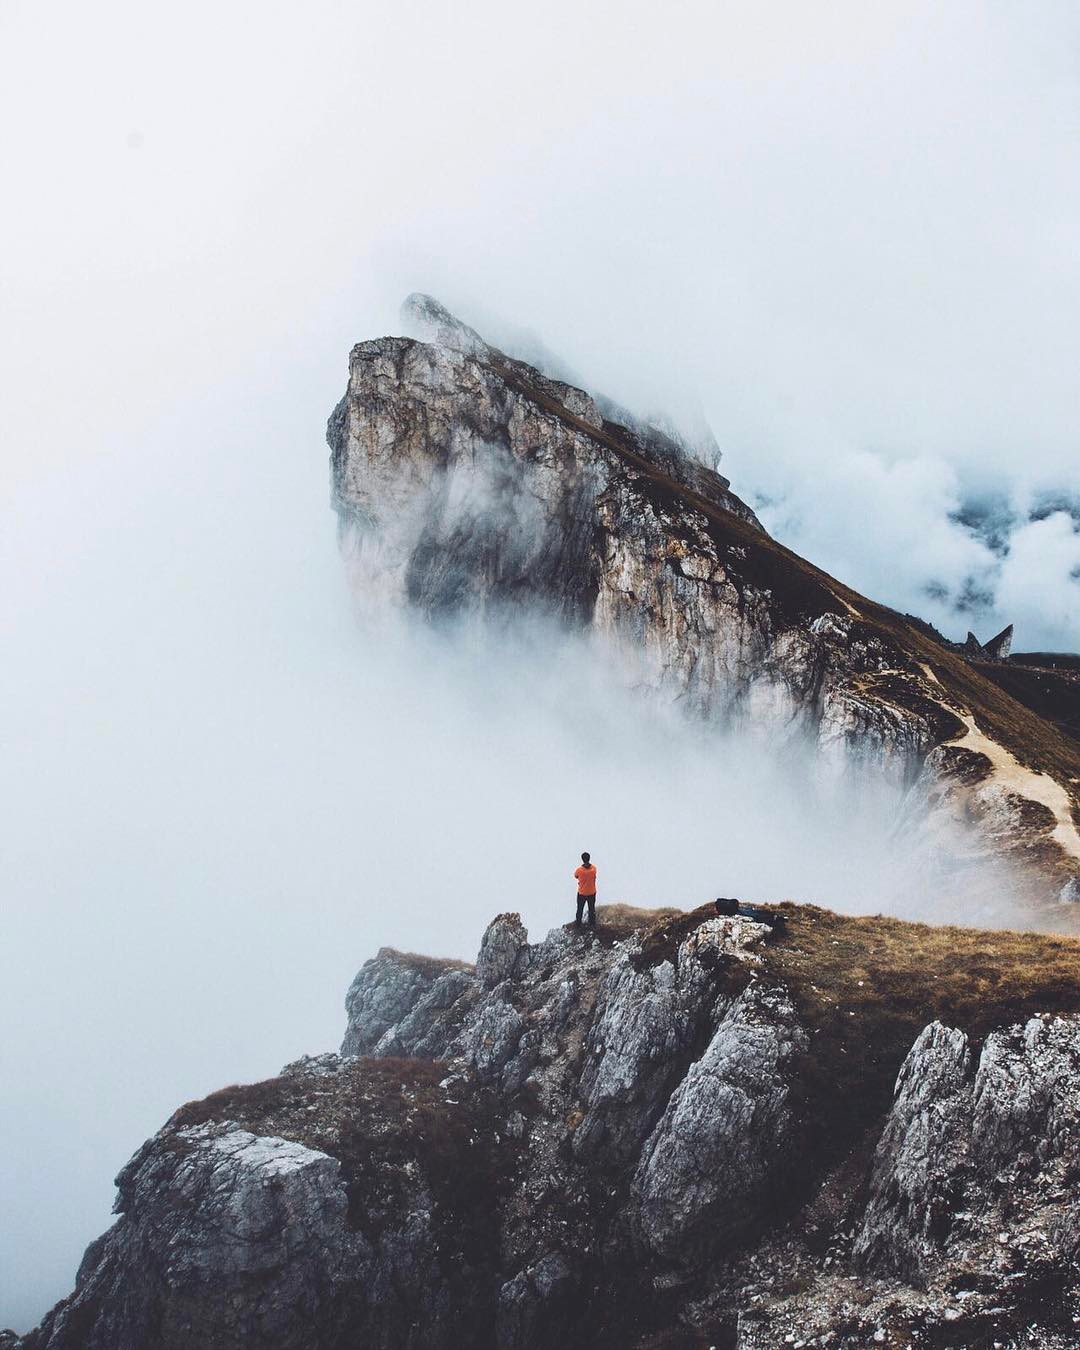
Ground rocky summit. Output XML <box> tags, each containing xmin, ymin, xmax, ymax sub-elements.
<box><xmin>13</xmin><ymin>902</ymin><xmax>1080</xmax><ymax>1349</ymax></box>
<box><xmin>328</xmin><ymin>296</ymin><xmax>1080</xmax><ymax>907</ymax></box>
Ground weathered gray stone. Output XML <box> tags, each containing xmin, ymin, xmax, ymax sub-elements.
<box><xmin>973</xmin><ymin>1014</ymin><xmax>1080</xmax><ymax>1170</ymax></box>
<box><xmin>573</xmin><ymin>917</ymin><xmax>769</xmax><ymax>1163</ymax></box>
<box><xmin>341</xmin><ymin>949</ymin><xmax>438</xmax><ymax>1056</ymax></box>
<box><xmin>855</xmin><ymin>1013</ymin><xmax>1080</xmax><ymax>1295</ymax></box>
<box><xmin>26</xmin><ymin>1124</ymin><xmax>354</xmax><ymax>1350</ymax></box>
<box><xmin>370</xmin><ymin>968</ymin><xmax>479</xmax><ymax>1059</ymax></box>
<box><xmin>495</xmin><ymin>1252</ymin><xmax>577</xmax><ymax>1350</ymax></box>
<box><xmin>572</xmin><ymin>951</ymin><xmax>688</xmax><ymax>1161</ymax></box>
<box><xmin>451</xmin><ymin>988</ymin><xmax>529</xmax><ymax>1086</ymax></box>
<box><xmin>341</xmin><ymin>948</ymin><xmax>473</xmax><ymax>1058</ymax></box>
<box><xmin>280</xmin><ymin>1051</ymin><xmax>345</xmax><ymax>1077</ymax></box>
<box><xmin>476</xmin><ymin>913</ymin><xmax>529</xmax><ymax>989</ymax></box>
<box><xmin>631</xmin><ymin>982</ymin><xmax>808</xmax><ymax>1258</ymax></box>
<box><xmin>853</xmin><ymin>1022</ymin><xmax>973</xmax><ymax>1280</ymax></box>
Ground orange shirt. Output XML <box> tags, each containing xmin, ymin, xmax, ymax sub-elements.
<box><xmin>574</xmin><ymin>864</ymin><xmax>597</xmax><ymax>896</ymax></box>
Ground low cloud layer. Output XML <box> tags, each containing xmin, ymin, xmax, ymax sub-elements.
<box><xmin>0</xmin><ymin>409</ymin><xmax>1025</xmax><ymax>1329</ymax></box>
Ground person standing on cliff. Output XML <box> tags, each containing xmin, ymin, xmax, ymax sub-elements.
<box><xmin>574</xmin><ymin>852</ymin><xmax>597</xmax><ymax>929</ymax></box>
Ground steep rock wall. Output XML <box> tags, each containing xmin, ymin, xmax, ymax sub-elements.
<box><xmin>328</xmin><ymin>298</ymin><xmax>1080</xmax><ymax>899</ymax></box>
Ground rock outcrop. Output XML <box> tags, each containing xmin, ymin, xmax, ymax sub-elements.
<box><xmin>961</xmin><ymin>623</ymin><xmax>1015</xmax><ymax>661</ymax></box>
<box><xmin>328</xmin><ymin>296</ymin><xmax>1080</xmax><ymax>901</ymax></box>
<box><xmin>25</xmin><ymin>1125</ymin><xmax>354</xmax><ymax>1350</ymax></box>
<box><xmin>856</xmin><ymin>1012</ymin><xmax>1080</xmax><ymax>1294</ymax></box>
<box><xmin>17</xmin><ymin>902</ymin><xmax>1080</xmax><ymax>1349</ymax></box>
<box><xmin>631</xmin><ymin>982</ymin><xmax>808</xmax><ymax>1261</ymax></box>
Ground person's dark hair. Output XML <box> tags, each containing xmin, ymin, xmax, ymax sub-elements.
<box><xmin>581</xmin><ymin>851</ymin><xmax>591</xmax><ymax>864</ymax></box>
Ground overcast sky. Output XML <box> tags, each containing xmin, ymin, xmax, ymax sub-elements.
<box><xmin>3</xmin><ymin>0</ymin><xmax>1080</xmax><ymax>1331</ymax></box>
<box><xmin>4</xmin><ymin>1</ymin><xmax>1080</xmax><ymax>637</ymax></box>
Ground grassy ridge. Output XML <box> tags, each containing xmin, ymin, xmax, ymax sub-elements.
<box><xmin>493</xmin><ymin>351</ymin><xmax>1080</xmax><ymax>838</ymax></box>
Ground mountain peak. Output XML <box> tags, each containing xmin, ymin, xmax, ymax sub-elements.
<box><xmin>330</xmin><ymin>311</ymin><xmax>1080</xmax><ymax>904</ymax></box>
<box><xmin>400</xmin><ymin>292</ymin><xmax>490</xmax><ymax>358</ymax></box>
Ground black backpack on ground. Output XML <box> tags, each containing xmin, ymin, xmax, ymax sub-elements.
<box><xmin>714</xmin><ymin>897</ymin><xmax>786</xmax><ymax>931</ymax></box>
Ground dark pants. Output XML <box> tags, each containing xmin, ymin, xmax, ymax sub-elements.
<box><xmin>575</xmin><ymin>893</ymin><xmax>596</xmax><ymax>927</ymax></box>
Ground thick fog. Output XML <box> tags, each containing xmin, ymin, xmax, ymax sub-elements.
<box><xmin>0</xmin><ymin>404</ymin><xmax>1021</xmax><ymax>1330</ymax></box>
<box><xmin>3</xmin><ymin>0</ymin><xmax>1080</xmax><ymax>1331</ymax></box>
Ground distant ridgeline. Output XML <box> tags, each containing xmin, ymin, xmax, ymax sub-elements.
<box><xmin>906</xmin><ymin>614</ymin><xmax>1080</xmax><ymax>744</ymax></box>
<box><xmin>905</xmin><ymin>615</ymin><xmax>1014</xmax><ymax>661</ymax></box>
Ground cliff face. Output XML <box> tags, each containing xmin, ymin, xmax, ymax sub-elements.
<box><xmin>328</xmin><ymin>296</ymin><xmax>1080</xmax><ymax>901</ymax></box>
<box><xmin>17</xmin><ymin>903</ymin><xmax>1080</xmax><ymax>1349</ymax></box>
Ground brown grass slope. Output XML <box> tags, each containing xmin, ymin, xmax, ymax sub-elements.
<box><xmin>638</xmin><ymin>900</ymin><xmax>1080</xmax><ymax>1177</ymax></box>
<box><xmin>973</xmin><ymin>657</ymin><xmax>1080</xmax><ymax>744</ymax></box>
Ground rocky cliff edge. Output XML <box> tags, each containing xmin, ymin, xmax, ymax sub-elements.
<box><xmin>14</xmin><ymin>902</ymin><xmax>1080</xmax><ymax>1349</ymax></box>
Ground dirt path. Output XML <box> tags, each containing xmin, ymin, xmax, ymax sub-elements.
<box><xmin>951</xmin><ymin>711</ymin><xmax>1080</xmax><ymax>862</ymax></box>
<box><xmin>917</xmin><ymin>661</ymin><xmax>1080</xmax><ymax>864</ymax></box>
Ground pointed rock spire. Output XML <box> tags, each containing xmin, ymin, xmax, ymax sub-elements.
<box><xmin>983</xmin><ymin>624</ymin><xmax>1013</xmax><ymax>660</ymax></box>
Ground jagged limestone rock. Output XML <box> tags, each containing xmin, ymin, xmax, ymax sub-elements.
<box><xmin>279</xmin><ymin>1050</ymin><xmax>346</xmax><ymax>1077</ymax></box>
<box><xmin>450</xmin><ymin>989</ymin><xmax>530</xmax><ymax>1087</ymax></box>
<box><xmin>572</xmin><ymin>917</ymin><xmax>769</xmax><ymax>1163</ymax></box>
<box><xmin>494</xmin><ymin>1252</ymin><xmax>578</xmax><ymax>1350</ymax></box>
<box><xmin>341</xmin><ymin>948</ymin><xmax>439</xmax><ymax>1056</ymax></box>
<box><xmin>572</xmin><ymin>950</ymin><xmax>693</xmax><ymax>1162</ymax></box>
<box><xmin>853</xmin><ymin>1021</ymin><xmax>973</xmax><ymax>1280</ymax></box>
<box><xmin>984</xmin><ymin>623</ymin><xmax>1014</xmax><ymax>660</ymax></box>
<box><xmin>401</xmin><ymin>292</ymin><xmax>490</xmax><ymax>359</ymax></box>
<box><xmin>960</xmin><ymin>623</ymin><xmax>1015</xmax><ymax>661</ymax></box>
<box><xmin>631</xmin><ymin>982</ymin><xmax>808</xmax><ymax>1259</ymax></box>
<box><xmin>475</xmin><ymin>913</ymin><xmax>529</xmax><ymax>988</ymax></box>
<box><xmin>23</xmin><ymin>1124</ymin><xmax>355</xmax><ymax>1350</ymax></box>
<box><xmin>855</xmin><ymin>1013</ymin><xmax>1080</xmax><ymax>1299</ymax></box>
<box><xmin>369</xmin><ymin>967</ymin><xmax>479</xmax><ymax>1058</ymax></box>
<box><xmin>19</xmin><ymin>906</ymin><xmax>1080</xmax><ymax>1350</ymax></box>
<box><xmin>341</xmin><ymin>948</ymin><xmax>474</xmax><ymax>1057</ymax></box>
